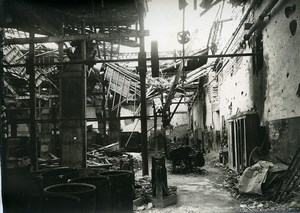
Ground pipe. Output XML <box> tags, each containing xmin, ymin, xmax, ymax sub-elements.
<box><xmin>223</xmin><ymin>0</ymin><xmax>259</xmax><ymax>54</ymax></box>
<box><xmin>244</xmin><ymin>0</ymin><xmax>279</xmax><ymax>40</ymax></box>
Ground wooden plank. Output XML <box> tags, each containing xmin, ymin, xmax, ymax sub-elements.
<box><xmin>112</xmin><ymin>72</ymin><xmax>119</xmax><ymax>108</ymax></box>
<box><xmin>106</xmin><ymin>68</ymin><xmax>113</xmax><ymax>104</ymax></box>
<box><xmin>228</xmin><ymin>122</ymin><xmax>233</xmax><ymax>170</ymax></box>
<box><xmin>117</xmin><ymin>76</ymin><xmax>126</xmax><ymax>116</ymax></box>
<box><xmin>233</xmin><ymin>120</ymin><xmax>238</xmax><ymax>172</ymax></box>
<box><xmin>243</xmin><ymin>119</ymin><xmax>247</xmax><ymax>167</ymax></box>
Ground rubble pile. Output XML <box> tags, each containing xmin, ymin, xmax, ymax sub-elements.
<box><xmin>86</xmin><ymin>143</ymin><xmax>142</xmax><ymax>171</ymax></box>
<box><xmin>135</xmin><ymin>176</ymin><xmax>152</xmax><ymax>202</ymax></box>
<box><xmin>216</xmin><ymin>158</ymin><xmax>300</xmax><ymax>212</ymax></box>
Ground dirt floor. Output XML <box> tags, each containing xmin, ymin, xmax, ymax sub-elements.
<box><xmin>133</xmin><ymin>151</ymin><xmax>300</xmax><ymax>213</ymax></box>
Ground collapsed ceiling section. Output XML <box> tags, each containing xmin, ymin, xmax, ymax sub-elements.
<box><xmin>2</xmin><ymin>0</ymin><xmax>215</xmax><ymax>115</ymax></box>
<box><xmin>1</xmin><ymin>0</ymin><xmax>146</xmax><ymax>112</ymax></box>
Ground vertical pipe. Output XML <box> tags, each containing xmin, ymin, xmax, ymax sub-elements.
<box><xmin>28</xmin><ymin>32</ymin><xmax>38</xmax><ymax>170</ymax></box>
<box><xmin>182</xmin><ymin>6</ymin><xmax>185</xmax><ymax>59</ymax></box>
<box><xmin>81</xmin><ymin>23</ymin><xmax>87</xmax><ymax>168</ymax></box>
<box><xmin>138</xmin><ymin>0</ymin><xmax>148</xmax><ymax>175</ymax></box>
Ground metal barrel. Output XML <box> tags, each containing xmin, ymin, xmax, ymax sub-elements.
<box><xmin>69</xmin><ymin>176</ymin><xmax>111</xmax><ymax>213</ymax></box>
<box><xmin>99</xmin><ymin>170</ymin><xmax>134</xmax><ymax>213</ymax></box>
<box><xmin>39</xmin><ymin>167</ymin><xmax>79</xmax><ymax>187</ymax></box>
<box><xmin>43</xmin><ymin>183</ymin><xmax>96</xmax><ymax>213</ymax></box>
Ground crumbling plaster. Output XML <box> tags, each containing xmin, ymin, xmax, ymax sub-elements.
<box><xmin>219</xmin><ymin>54</ymin><xmax>254</xmax><ymax>122</ymax></box>
<box><xmin>256</xmin><ymin>0</ymin><xmax>300</xmax><ymax>123</ymax></box>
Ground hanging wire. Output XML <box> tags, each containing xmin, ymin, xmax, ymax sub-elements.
<box><xmin>181</xmin><ymin>6</ymin><xmax>186</xmax><ymax>86</ymax></box>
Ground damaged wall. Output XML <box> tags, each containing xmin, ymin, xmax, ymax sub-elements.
<box><xmin>255</xmin><ymin>0</ymin><xmax>300</xmax><ymax>122</ymax></box>
<box><xmin>169</xmin><ymin>97</ymin><xmax>189</xmax><ymax>127</ymax></box>
<box><xmin>218</xmin><ymin>53</ymin><xmax>254</xmax><ymax>120</ymax></box>
<box><xmin>191</xmin><ymin>0</ymin><xmax>300</xmax><ymax>163</ymax></box>
<box><xmin>252</xmin><ymin>0</ymin><xmax>300</xmax><ymax>163</ymax></box>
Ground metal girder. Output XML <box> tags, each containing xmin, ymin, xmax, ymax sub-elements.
<box><xmin>3</xmin><ymin>53</ymin><xmax>259</xmax><ymax>68</ymax></box>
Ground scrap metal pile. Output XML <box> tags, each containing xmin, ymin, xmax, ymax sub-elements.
<box><xmin>169</xmin><ymin>146</ymin><xmax>205</xmax><ymax>173</ymax></box>
<box><xmin>87</xmin><ymin>142</ymin><xmax>142</xmax><ymax>171</ymax></box>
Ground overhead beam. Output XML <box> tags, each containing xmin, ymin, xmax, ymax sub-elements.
<box><xmin>6</xmin><ymin>115</ymin><xmax>164</xmax><ymax>125</ymax></box>
<box><xmin>4</xmin><ymin>53</ymin><xmax>259</xmax><ymax>68</ymax></box>
<box><xmin>4</xmin><ymin>30</ymin><xmax>149</xmax><ymax>45</ymax></box>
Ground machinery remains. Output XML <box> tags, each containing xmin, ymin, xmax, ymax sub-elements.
<box><xmin>168</xmin><ymin>146</ymin><xmax>205</xmax><ymax>173</ymax></box>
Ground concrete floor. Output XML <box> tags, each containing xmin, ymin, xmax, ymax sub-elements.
<box><xmin>135</xmin><ymin>152</ymin><xmax>241</xmax><ymax>213</ymax></box>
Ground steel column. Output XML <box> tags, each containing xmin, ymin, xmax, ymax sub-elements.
<box><xmin>138</xmin><ymin>0</ymin><xmax>148</xmax><ymax>176</ymax></box>
<box><xmin>28</xmin><ymin>32</ymin><xmax>38</xmax><ymax>170</ymax></box>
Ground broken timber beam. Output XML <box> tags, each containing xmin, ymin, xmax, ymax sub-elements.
<box><xmin>170</xmin><ymin>96</ymin><xmax>183</xmax><ymax>120</ymax></box>
<box><xmin>162</xmin><ymin>61</ymin><xmax>184</xmax><ymax>115</ymax></box>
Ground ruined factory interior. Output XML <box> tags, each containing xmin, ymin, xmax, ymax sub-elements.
<box><xmin>0</xmin><ymin>0</ymin><xmax>300</xmax><ymax>212</ymax></box>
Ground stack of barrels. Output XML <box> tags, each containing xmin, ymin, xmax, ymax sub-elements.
<box><xmin>38</xmin><ymin>167</ymin><xmax>134</xmax><ymax>213</ymax></box>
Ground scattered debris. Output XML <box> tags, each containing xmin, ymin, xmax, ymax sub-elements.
<box><xmin>169</xmin><ymin>146</ymin><xmax>205</xmax><ymax>173</ymax></box>
<box><xmin>275</xmin><ymin>146</ymin><xmax>300</xmax><ymax>203</ymax></box>
<box><xmin>147</xmin><ymin>202</ymin><xmax>153</xmax><ymax>209</ymax></box>
<box><xmin>239</xmin><ymin>161</ymin><xmax>274</xmax><ymax>195</ymax></box>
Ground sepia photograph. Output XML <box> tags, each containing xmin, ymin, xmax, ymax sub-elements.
<box><xmin>0</xmin><ymin>0</ymin><xmax>299</xmax><ymax>212</ymax></box>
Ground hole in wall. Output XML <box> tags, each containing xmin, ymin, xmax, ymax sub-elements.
<box><xmin>290</xmin><ymin>20</ymin><xmax>297</xmax><ymax>36</ymax></box>
<box><xmin>241</xmin><ymin>91</ymin><xmax>244</xmax><ymax>95</ymax></box>
<box><xmin>285</xmin><ymin>4</ymin><xmax>296</xmax><ymax>18</ymax></box>
<box><xmin>287</xmin><ymin>73</ymin><xmax>290</xmax><ymax>78</ymax></box>
<box><xmin>253</xmin><ymin>32</ymin><xmax>264</xmax><ymax>75</ymax></box>
<box><xmin>296</xmin><ymin>83</ymin><xmax>300</xmax><ymax>97</ymax></box>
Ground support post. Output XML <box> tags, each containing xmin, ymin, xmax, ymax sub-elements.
<box><xmin>138</xmin><ymin>0</ymin><xmax>148</xmax><ymax>176</ymax></box>
<box><xmin>28</xmin><ymin>32</ymin><xmax>38</xmax><ymax>170</ymax></box>
<box><xmin>1</xmin><ymin>27</ymin><xmax>7</xmax><ymax>172</ymax></box>
<box><xmin>60</xmin><ymin>23</ymin><xmax>87</xmax><ymax>168</ymax></box>
<box><xmin>101</xmin><ymin>73</ymin><xmax>106</xmax><ymax>145</ymax></box>
<box><xmin>153</xmin><ymin>104</ymin><xmax>158</xmax><ymax>153</ymax></box>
